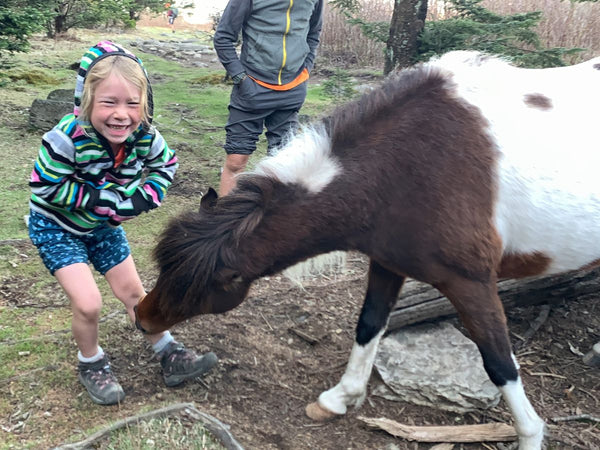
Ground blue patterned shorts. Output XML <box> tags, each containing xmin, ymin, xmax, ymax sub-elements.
<box><xmin>28</xmin><ymin>210</ymin><xmax>131</xmax><ymax>275</ymax></box>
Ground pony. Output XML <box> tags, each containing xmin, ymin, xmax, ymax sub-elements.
<box><xmin>135</xmin><ymin>51</ymin><xmax>600</xmax><ymax>450</ymax></box>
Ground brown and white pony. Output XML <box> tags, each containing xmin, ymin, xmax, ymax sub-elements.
<box><xmin>135</xmin><ymin>51</ymin><xmax>600</xmax><ymax>450</ymax></box>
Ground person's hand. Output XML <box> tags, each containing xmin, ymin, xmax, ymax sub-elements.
<box><xmin>129</xmin><ymin>188</ymin><xmax>156</xmax><ymax>214</ymax></box>
<box><xmin>81</xmin><ymin>184</ymin><xmax>100</xmax><ymax>208</ymax></box>
<box><xmin>232</xmin><ymin>72</ymin><xmax>247</xmax><ymax>85</ymax></box>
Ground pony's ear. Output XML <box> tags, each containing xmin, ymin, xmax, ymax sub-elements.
<box><xmin>200</xmin><ymin>187</ymin><xmax>219</xmax><ymax>211</ymax></box>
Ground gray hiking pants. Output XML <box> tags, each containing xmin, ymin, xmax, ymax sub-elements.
<box><xmin>224</xmin><ymin>77</ymin><xmax>308</xmax><ymax>156</ymax></box>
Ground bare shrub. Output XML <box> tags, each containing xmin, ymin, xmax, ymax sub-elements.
<box><xmin>482</xmin><ymin>0</ymin><xmax>600</xmax><ymax>62</ymax></box>
<box><xmin>319</xmin><ymin>0</ymin><xmax>393</xmax><ymax>68</ymax></box>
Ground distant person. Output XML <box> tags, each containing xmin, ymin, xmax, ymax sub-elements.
<box><xmin>28</xmin><ymin>41</ymin><xmax>217</xmax><ymax>406</ymax></box>
<box><xmin>166</xmin><ymin>3</ymin><xmax>179</xmax><ymax>33</ymax></box>
<box><xmin>214</xmin><ymin>0</ymin><xmax>324</xmax><ymax>195</ymax></box>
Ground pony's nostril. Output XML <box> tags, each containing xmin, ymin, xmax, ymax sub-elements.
<box><xmin>133</xmin><ymin>305</ymin><xmax>147</xmax><ymax>333</ymax></box>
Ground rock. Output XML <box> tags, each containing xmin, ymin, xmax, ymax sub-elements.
<box><xmin>28</xmin><ymin>89</ymin><xmax>73</xmax><ymax>131</ymax></box>
<box><xmin>373</xmin><ymin>321</ymin><xmax>501</xmax><ymax>413</ymax></box>
<box><xmin>46</xmin><ymin>89</ymin><xmax>73</xmax><ymax>101</ymax></box>
<box><xmin>582</xmin><ymin>342</ymin><xmax>600</xmax><ymax>367</ymax></box>
<box><xmin>130</xmin><ymin>38</ymin><xmax>217</xmax><ymax>68</ymax></box>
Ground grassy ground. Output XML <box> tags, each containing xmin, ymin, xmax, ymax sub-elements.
<box><xmin>0</xmin><ymin>26</ymin><xmax>336</xmax><ymax>449</ymax></box>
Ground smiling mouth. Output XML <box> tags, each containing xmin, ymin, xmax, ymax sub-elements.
<box><xmin>108</xmin><ymin>124</ymin><xmax>129</xmax><ymax>130</ymax></box>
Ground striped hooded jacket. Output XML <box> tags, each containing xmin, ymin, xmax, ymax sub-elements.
<box><xmin>29</xmin><ymin>41</ymin><xmax>178</xmax><ymax>235</ymax></box>
<box><xmin>214</xmin><ymin>0</ymin><xmax>323</xmax><ymax>86</ymax></box>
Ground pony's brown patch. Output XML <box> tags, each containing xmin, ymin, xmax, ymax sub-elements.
<box><xmin>497</xmin><ymin>251</ymin><xmax>552</xmax><ymax>278</ymax></box>
<box><xmin>523</xmin><ymin>93</ymin><xmax>553</xmax><ymax>110</ymax></box>
<box><xmin>579</xmin><ymin>258</ymin><xmax>600</xmax><ymax>271</ymax></box>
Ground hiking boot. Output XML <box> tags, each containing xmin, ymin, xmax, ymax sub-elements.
<box><xmin>159</xmin><ymin>342</ymin><xmax>218</xmax><ymax>387</ymax></box>
<box><xmin>77</xmin><ymin>355</ymin><xmax>125</xmax><ymax>405</ymax></box>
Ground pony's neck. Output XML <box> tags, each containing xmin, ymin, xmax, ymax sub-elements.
<box><xmin>231</xmin><ymin>180</ymin><xmax>348</xmax><ymax>280</ymax></box>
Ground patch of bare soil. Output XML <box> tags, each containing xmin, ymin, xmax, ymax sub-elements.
<box><xmin>6</xmin><ymin>253</ymin><xmax>595</xmax><ymax>449</ymax></box>
<box><xmin>150</xmin><ymin>261</ymin><xmax>600</xmax><ymax>450</ymax></box>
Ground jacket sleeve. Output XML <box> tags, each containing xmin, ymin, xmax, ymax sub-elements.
<box><xmin>213</xmin><ymin>0</ymin><xmax>252</xmax><ymax>78</ymax></box>
<box><xmin>103</xmin><ymin>129</ymin><xmax>178</xmax><ymax>223</ymax></box>
<box><xmin>29</xmin><ymin>128</ymin><xmax>99</xmax><ymax>211</ymax></box>
<box><xmin>304</xmin><ymin>0</ymin><xmax>324</xmax><ymax>72</ymax></box>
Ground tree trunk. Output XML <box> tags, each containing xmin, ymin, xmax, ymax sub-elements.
<box><xmin>384</xmin><ymin>0</ymin><xmax>428</xmax><ymax>75</ymax></box>
<box><xmin>387</xmin><ymin>267</ymin><xmax>600</xmax><ymax>331</ymax></box>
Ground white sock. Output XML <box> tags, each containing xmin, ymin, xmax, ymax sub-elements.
<box><xmin>152</xmin><ymin>331</ymin><xmax>175</xmax><ymax>354</ymax></box>
<box><xmin>78</xmin><ymin>346</ymin><xmax>104</xmax><ymax>363</ymax></box>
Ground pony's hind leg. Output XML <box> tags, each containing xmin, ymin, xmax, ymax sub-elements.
<box><xmin>440</xmin><ymin>277</ymin><xmax>546</xmax><ymax>450</ymax></box>
<box><xmin>306</xmin><ymin>260</ymin><xmax>404</xmax><ymax>421</ymax></box>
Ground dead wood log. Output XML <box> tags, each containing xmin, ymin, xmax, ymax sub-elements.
<box><xmin>387</xmin><ymin>267</ymin><xmax>600</xmax><ymax>332</ymax></box>
<box><xmin>358</xmin><ymin>416</ymin><xmax>517</xmax><ymax>443</ymax></box>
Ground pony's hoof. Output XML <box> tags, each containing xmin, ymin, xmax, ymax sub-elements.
<box><xmin>305</xmin><ymin>402</ymin><xmax>338</xmax><ymax>421</ymax></box>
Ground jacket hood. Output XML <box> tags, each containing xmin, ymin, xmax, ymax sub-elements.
<box><xmin>73</xmin><ymin>40</ymin><xmax>153</xmax><ymax>122</ymax></box>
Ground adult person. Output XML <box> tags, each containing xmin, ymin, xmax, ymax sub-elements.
<box><xmin>165</xmin><ymin>3</ymin><xmax>179</xmax><ymax>32</ymax></box>
<box><xmin>214</xmin><ymin>0</ymin><xmax>324</xmax><ymax>195</ymax></box>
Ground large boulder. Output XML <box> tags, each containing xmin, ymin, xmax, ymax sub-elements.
<box><xmin>373</xmin><ymin>321</ymin><xmax>501</xmax><ymax>413</ymax></box>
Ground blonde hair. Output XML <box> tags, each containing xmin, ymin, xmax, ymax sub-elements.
<box><xmin>79</xmin><ymin>55</ymin><xmax>151</xmax><ymax>127</ymax></box>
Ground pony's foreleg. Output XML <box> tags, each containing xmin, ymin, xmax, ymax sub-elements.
<box><xmin>441</xmin><ymin>277</ymin><xmax>546</xmax><ymax>450</ymax></box>
<box><xmin>306</xmin><ymin>261</ymin><xmax>404</xmax><ymax>421</ymax></box>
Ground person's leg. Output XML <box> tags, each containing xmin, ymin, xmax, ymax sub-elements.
<box><xmin>219</xmin><ymin>153</ymin><xmax>250</xmax><ymax>196</ymax></box>
<box><xmin>28</xmin><ymin>212</ymin><xmax>125</xmax><ymax>405</ymax></box>
<box><xmin>55</xmin><ymin>263</ymin><xmax>103</xmax><ymax>358</ymax></box>
<box><xmin>55</xmin><ymin>262</ymin><xmax>125</xmax><ymax>405</ymax></box>
<box><xmin>219</xmin><ymin>104</ymin><xmax>265</xmax><ymax>195</ymax></box>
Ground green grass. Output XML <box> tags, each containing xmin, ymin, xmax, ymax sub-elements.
<box><xmin>102</xmin><ymin>416</ymin><xmax>225</xmax><ymax>449</ymax></box>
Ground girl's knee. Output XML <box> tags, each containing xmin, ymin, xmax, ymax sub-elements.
<box><xmin>72</xmin><ymin>297</ymin><xmax>102</xmax><ymax>322</ymax></box>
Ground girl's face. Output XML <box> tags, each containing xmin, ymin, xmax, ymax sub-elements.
<box><xmin>90</xmin><ymin>72</ymin><xmax>142</xmax><ymax>151</ymax></box>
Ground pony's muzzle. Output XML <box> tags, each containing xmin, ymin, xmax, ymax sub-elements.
<box><xmin>133</xmin><ymin>299</ymin><xmax>148</xmax><ymax>334</ymax></box>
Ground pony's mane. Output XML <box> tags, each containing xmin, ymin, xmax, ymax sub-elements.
<box><xmin>325</xmin><ymin>64</ymin><xmax>449</xmax><ymax>147</ymax></box>
<box><xmin>153</xmin><ymin>176</ymin><xmax>276</xmax><ymax>312</ymax></box>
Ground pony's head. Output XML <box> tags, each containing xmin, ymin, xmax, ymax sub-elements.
<box><xmin>134</xmin><ymin>188</ymin><xmax>254</xmax><ymax>334</ymax></box>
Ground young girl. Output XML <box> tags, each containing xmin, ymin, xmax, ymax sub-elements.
<box><xmin>28</xmin><ymin>41</ymin><xmax>217</xmax><ymax>405</ymax></box>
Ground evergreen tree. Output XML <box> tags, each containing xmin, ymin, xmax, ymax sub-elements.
<box><xmin>417</xmin><ymin>0</ymin><xmax>581</xmax><ymax>67</ymax></box>
<box><xmin>0</xmin><ymin>0</ymin><xmax>52</xmax><ymax>57</ymax></box>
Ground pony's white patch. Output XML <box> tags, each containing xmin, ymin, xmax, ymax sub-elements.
<box><xmin>429</xmin><ymin>51</ymin><xmax>600</xmax><ymax>274</ymax></box>
<box><xmin>317</xmin><ymin>329</ymin><xmax>385</xmax><ymax>415</ymax></box>
<box><xmin>252</xmin><ymin>124</ymin><xmax>342</xmax><ymax>194</ymax></box>
<box><xmin>499</xmin><ymin>376</ymin><xmax>546</xmax><ymax>449</ymax></box>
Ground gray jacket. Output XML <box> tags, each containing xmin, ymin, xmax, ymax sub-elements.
<box><xmin>214</xmin><ymin>0</ymin><xmax>323</xmax><ymax>86</ymax></box>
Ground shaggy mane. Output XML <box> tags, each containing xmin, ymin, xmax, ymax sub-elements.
<box><xmin>152</xmin><ymin>176</ymin><xmax>277</xmax><ymax>315</ymax></box>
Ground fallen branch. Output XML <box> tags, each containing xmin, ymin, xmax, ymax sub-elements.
<box><xmin>289</xmin><ymin>326</ymin><xmax>321</xmax><ymax>344</ymax></box>
<box><xmin>522</xmin><ymin>368</ymin><xmax>567</xmax><ymax>379</ymax></box>
<box><xmin>52</xmin><ymin>402</ymin><xmax>244</xmax><ymax>450</ymax></box>
<box><xmin>551</xmin><ymin>414</ymin><xmax>600</xmax><ymax>424</ymax></box>
<box><xmin>358</xmin><ymin>416</ymin><xmax>517</xmax><ymax>443</ymax></box>
<box><xmin>514</xmin><ymin>304</ymin><xmax>550</xmax><ymax>351</ymax></box>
